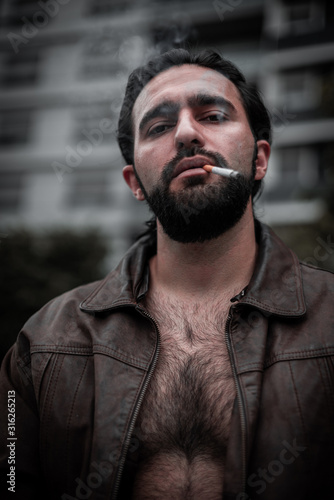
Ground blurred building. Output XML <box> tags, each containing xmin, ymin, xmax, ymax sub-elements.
<box><xmin>0</xmin><ymin>0</ymin><xmax>333</xmax><ymax>266</ymax></box>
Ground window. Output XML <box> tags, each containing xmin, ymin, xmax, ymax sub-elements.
<box><xmin>0</xmin><ymin>172</ymin><xmax>24</xmax><ymax>212</ymax></box>
<box><xmin>11</xmin><ymin>0</ymin><xmax>39</xmax><ymax>5</ymax></box>
<box><xmin>267</xmin><ymin>146</ymin><xmax>320</xmax><ymax>201</ymax></box>
<box><xmin>0</xmin><ymin>109</ymin><xmax>31</xmax><ymax>146</ymax></box>
<box><xmin>281</xmin><ymin>0</ymin><xmax>325</xmax><ymax>35</ymax></box>
<box><xmin>87</xmin><ymin>0</ymin><xmax>134</xmax><ymax>16</ymax></box>
<box><xmin>80</xmin><ymin>33</ymin><xmax>125</xmax><ymax>80</ymax></box>
<box><xmin>71</xmin><ymin>105</ymin><xmax>115</xmax><ymax>146</ymax></box>
<box><xmin>280</xmin><ymin>70</ymin><xmax>321</xmax><ymax>112</ymax></box>
<box><xmin>320</xmin><ymin>69</ymin><xmax>334</xmax><ymax>116</ymax></box>
<box><xmin>3</xmin><ymin>0</ymin><xmax>52</xmax><ymax>28</ymax></box>
<box><xmin>67</xmin><ymin>171</ymin><xmax>111</xmax><ymax>207</ymax></box>
<box><xmin>1</xmin><ymin>49</ymin><xmax>39</xmax><ymax>87</ymax></box>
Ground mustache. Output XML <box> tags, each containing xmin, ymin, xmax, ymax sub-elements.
<box><xmin>161</xmin><ymin>146</ymin><xmax>231</xmax><ymax>185</ymax></box>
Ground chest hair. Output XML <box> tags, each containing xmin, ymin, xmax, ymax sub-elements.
<box><xmin>135</xmin><ymin>292</ymin><xmax>236</xmax><ymax>463</ymax></box>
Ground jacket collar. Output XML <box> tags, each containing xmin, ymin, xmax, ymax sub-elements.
<box><xmin>80</xmin><ymin>233</ymin><xmax>156</xmax><ymax>313</ymax></box>
<box><xmin>239</xmin><ymin>222</ymin><xmax>306</xmax><ymax>316</ymax></box>
<box><xmin>80</xmin><ymin>222</ymin><xmax>306</xmax><ymax>317</ymax></box>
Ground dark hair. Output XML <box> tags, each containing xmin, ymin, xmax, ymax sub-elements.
<box><xmin>117</xmin><ymin>48</ymin><xmax>272</xmax><ymax>199</ymax></box>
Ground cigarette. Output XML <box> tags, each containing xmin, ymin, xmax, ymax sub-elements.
<box><xmin>203</xmin><ymin>164</ymin><xmax>240</xmax><ymax>178</ymax></box>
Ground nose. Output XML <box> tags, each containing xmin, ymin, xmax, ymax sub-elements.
<box><xmin>174</xmin><ymin>110</ymin><xmax>205</xmax><ymax>150</ymax></box>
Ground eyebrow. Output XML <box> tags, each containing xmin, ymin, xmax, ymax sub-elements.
<box><xmin>188</xmin><ymin>93</ymin><xmax>236</xmax><ymax>113</ymax></box>
<box><xmin>139</xmin><ymin>100</ymin><xmax>180</xmax><ymax>133</ymax></box>
<box><xmin>138</xmin><ymin>93</ymin><xmax>236</xmax><ymax>133</ymax></box>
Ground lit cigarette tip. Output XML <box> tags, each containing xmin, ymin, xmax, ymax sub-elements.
<box><xmin>203</xmin><ymin>164</ymin><xmax>214</xmax><ymax>173</ymax></box>
<box><xmin>202</xmin><ymin>165</ymin><xmax>240</xmax><ymax>178</ymax></box>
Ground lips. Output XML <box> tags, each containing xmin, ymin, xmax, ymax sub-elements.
<box><xmin>172</xmin><ymin>156</ymin><xmax>214</xmax><ymax>179</ymax></box>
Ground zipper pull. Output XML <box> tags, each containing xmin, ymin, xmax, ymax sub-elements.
<box><xmin>230</xmin><ymin>287</ymin><xmax>246</xmax><ymax>303</ymax></box>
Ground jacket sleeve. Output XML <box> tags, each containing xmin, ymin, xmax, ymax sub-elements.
<box><xmin>0</xmin><ymin>335</ymin><xmax>46</xmax><ymax>500</ymax></box>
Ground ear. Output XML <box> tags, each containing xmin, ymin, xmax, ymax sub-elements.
<box><xmin>122</xmin><ymin>165</ymin><xmax>145</xmax><ymax>201</ymax></box>
<box><xmin>254</xmin><ymin>140</ymin><xmax>271</xmax><ymax>181</ymax></box>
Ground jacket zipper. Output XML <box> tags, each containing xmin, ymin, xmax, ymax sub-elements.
<box><xmin>225</xmin><ymin>308</ymin><xmax>247</xmax><ymax>495</ymax></box>
<box><xmin>112</xmin><ymin>306</ymin><xmax>161</xmax><ymax>500</ymax></box>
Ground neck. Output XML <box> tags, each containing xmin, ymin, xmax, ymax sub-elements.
<box><xmin>149</xmin><ymin>204</ymin><xmax>258</xmax><ymax>302</ymax></box>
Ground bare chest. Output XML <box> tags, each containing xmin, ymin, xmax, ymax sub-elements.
<box><xmin>132</xmin><ymin>297</ymin><xmax>236</xmax><ymax>499</ymax></box>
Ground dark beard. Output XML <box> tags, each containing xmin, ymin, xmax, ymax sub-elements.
<box><xmin>136</xmin><ymin>146</ymin><xmax>256</xmax><ymax>244</ymax></box>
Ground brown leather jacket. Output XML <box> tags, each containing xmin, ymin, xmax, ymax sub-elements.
<box><xmin>1</xmin><ymin>222</ymin><xmax>334</xmax><ymax>500</ymax></box>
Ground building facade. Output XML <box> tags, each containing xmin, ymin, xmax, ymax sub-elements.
<box><xmin>0</xmin><ymin>0</ymin><xmax>333</xmax><ymax>265</ymax></box>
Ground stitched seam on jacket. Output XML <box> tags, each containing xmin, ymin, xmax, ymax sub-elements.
<box><xmin>17</xmin><ymin>350</ymin><xmax>33</xmax><ymax>385</ymax></box>
<box><xmin>31</xmin><ymin>345</ymin><xmax>92</xmax><ymax>352</ymax></box>
<box><xmin>65</xmin><ymin>357</ymin><xmax>89</xmax><ymax>492</ymax></box>
<box><xmin>31</xmin><ymin>344</ymin><xmax>150</xmax><ymax>370</ymax></box>
<box><xmin>237</xmin><ymin>348</ymin><xmax>334</xmax><ymax>373</ymax></box>
<box><xmin>34</xmin><ymin>352</ymin><xmax>52</xmax><ymax>404</ymax></box>
<box><xmin>264</xmin><ymin>348</ymin><xmax>334</xmax><ymax>368</ymax></box>
<box><xmin>317</xmin><ymin>357</ymin><xmax>334</xmax><ymax>416</ymax></box>
<box><xmin>92</xmin><ymin>345</ymin><xmax>150</xmax><ymax>370</ymax></box>
<box><xmin>81</xmin><ymin>299</ymin><xmax>137</xmax><ymax>311</ymax></box>
<box><xmin>41</xmin><ymin>354</ymin><xmax>65</xmax><ymax>475</ymax></box>
<box><xmin>288</xmin><ymin>361</ymin><xmax>309</xmax><ymax>454</ymax></box>
<box><xmin>237</xmin><ymin>365</ymin><xmax>263</xmax><ymax>375</ymax></box>
<box><xmin>240</xmin><ymin>298</ymin><xmax>301</xmax><ymax>315</ymax></box>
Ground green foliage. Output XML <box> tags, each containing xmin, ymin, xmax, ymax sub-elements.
<box><xmin>0</xmin><ymin>228</ymin><xmax>109</xmax><ymax>361</ymax></box>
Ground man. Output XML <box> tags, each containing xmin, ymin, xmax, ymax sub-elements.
<box><xmin>0</xmin><ymin>48</ymin><xmax>333</xmax><ymax>500</ymax></box>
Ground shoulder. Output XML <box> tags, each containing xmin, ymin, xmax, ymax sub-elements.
<box><xmin>298</xmin><ymin>261</ymin><xmax>334</xmax><ymax>331</ymax></box>
<box><xmin>17</xmin><ymin>278</ymin><xmax>106</xmax><ymax>350</ymax></box>
<box><xmin>15</xmin><ymin>233</ymin><xmax>154</xmax><ymax>352</ymax></box>
<box><xmin>300</xmin><ymin>260</ymin><xmax>334</xmax><ymax>296</ymax></box>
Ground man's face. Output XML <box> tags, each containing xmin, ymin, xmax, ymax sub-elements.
<box><xmin>124</xmin><ymin>64</ymin><xmax>269</xmax><ymax>243</ymax></box>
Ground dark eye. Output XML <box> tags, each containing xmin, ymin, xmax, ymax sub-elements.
<box><xmin>148</xmin><ymin>123</ymin><xmax>172</xmax><ymax>136</ymax></box>
<box><xmin>203</xmin><ymin>114</ymin><xmax>226</xmax><ymax>123</ymax></box>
